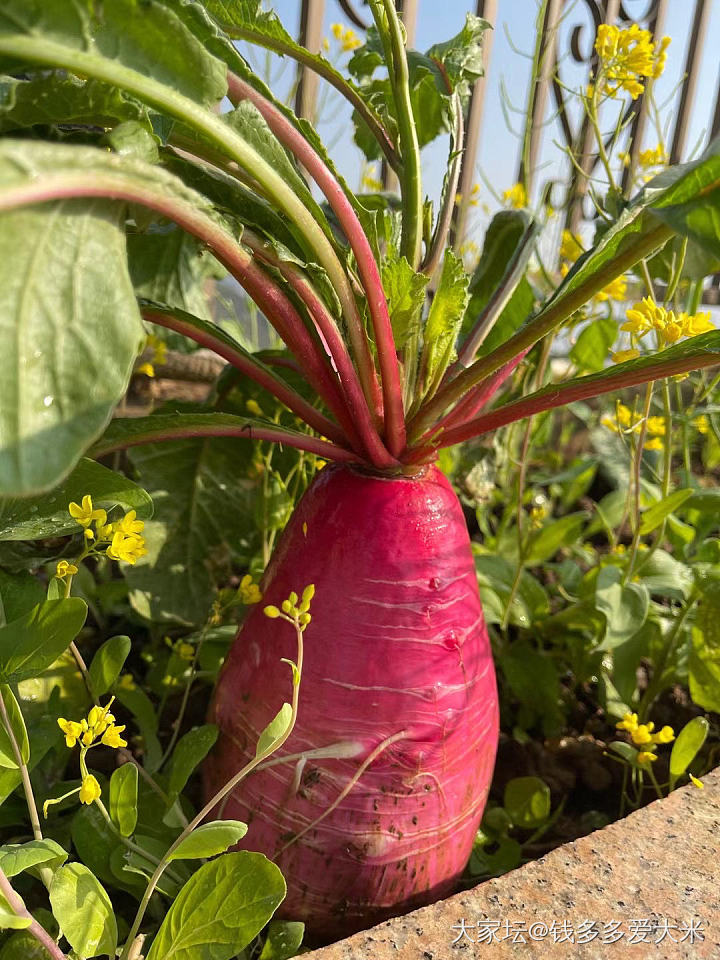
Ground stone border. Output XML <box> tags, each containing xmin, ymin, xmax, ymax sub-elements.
<box><xmin>308</xmin><ymin>767</ymin><xmax>719</xmax><ymax>958</ymax></box>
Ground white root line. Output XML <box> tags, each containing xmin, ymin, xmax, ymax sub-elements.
<box><xmin>272</xmin><ymin>729</ymin><xmax>410</xmax><ymax>860</ymax></box>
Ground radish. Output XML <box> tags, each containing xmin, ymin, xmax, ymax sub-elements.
<box><xmin>6</xmin><ymin>0</ymin><xmax>720</xmax><ymax>946</ymax></box>
<box><xmin>205</xmin><ymin>463</ymin><xmax>498</xmax><ymax>940</ymax></box>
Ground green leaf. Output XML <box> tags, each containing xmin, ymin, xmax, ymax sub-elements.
<box><xmin>0</xmin><ymin>72</ymin><xmax>148</xmax><ymax>133</ymax></box>
<box><xmin>420</xmin><ymin>250</ymin><xmax>469</xmax><ymax>395</ymax></box>
<box><xmin>88</xmin><ymin>635</ymin><xmax>132</xmax><ymax>699</ymax></box>
<box><xmin>469</xmin><ymin>835</ymin><xmax>522</xmax><ymax>879</ymax></box>
<box><xmin>0</xmin><ymin>839</ymin><xmax>67</xmax><ymax>879</ymax></box>
<box><xmin>256</xmin><ymin>703</ymin><xmax>292</xmax><ymax>758</ymax></box>
<box><xmin>503</xmin><ymin>776</ymin><xmax>551</xmax><ymax>828</ymax></box>
<box><xmin>608</xmin><ymin>740</ymin><xmax>641</xmax><ymax>766</ymax></box>
<box><xmin>594</xmin><ymin>566</ymin><xmax>649</xmax><ymax>651</ymax></box>
<box><xmin>109</xmin><ymin>763</ymin><xmax>138</xmax><ymax>838</ymax></box>
<box><xmin>49</xmin><ymin>863</ymin><xmax>117</xmax><ymax>960</ymax></box>
<box><xmin>639</xmin><ymin>489</ymin><xmax>694</xmax><ymax>535</ymax></box>
<box><xmin>106</xmin><ymin>119</ymin><xmax>160</xmax><ymax>163</ymax></box>
<box><xmin>225</xmin><ymin>101</ymin><xmax>333</xmax><ymax>245</ymax></box>
<box><xmin>464</xmin><ymin>211</ymin><xmax>536</xmax><ymax>359</ymax></box>
<box><xmin>474</xmin><ymin>552</ymin><xmax>549</xmax><ymax>628</ymax></box>
<box><xmin>0</xmin><ymin>600</ymin><xmax>86</xmax><ymax>684</ymax></box>
<box><xmin>647</xmin><ymin>140</ymin><xmax>720</xmax><ymax>259</ymax></box>
<box><xmin>146</xmin><ymin>851</ymin><xmax>286</xmax><ymax>960</ymax></box>
<box><xmin>128</xmin><ymin>228</ymin><xmax>221</xmax><ymax>321</ymax></box>
<box><xmin>669</xmin><ymin>717</ymin><xmax>709</xmax><ymax>787</ymax></box>
<box><xmin>689</xmin><ymin>586</ymin><xmax>720</xmax><ymax>712</ymax></box>
<box><xmin>569</xmin><ymin>313</ymin><xmax>617</xmax><ymax>373</ymax></box>
<box><xmin>119</xmin><ymin>428</ymin><xmax>259</xmax><ymax>626</ymax></box>
<box><xmin>525</xmin><ymin>514</ymin><xmax>587</xmax><ymax>566</ymax></box>
<box><xmin>0</xmin><ymin>195</ymin><xmax>143</xmax><ymax>495</ymax></box>
<box><xmin>168</xmin><ymin>820</ymin><xmax>248</xmax><ymax>861</ymax></box>
<box><xmin>498</xmin><ymin>641</ymin><xmax>562</xmax><ymax>738</ymax></box>
<box><xmin>259</xmin><ymin>920</ymin><xmax>305</xmax><ymax>960</ymax></box>
<box><xmin>0</xmin><ymin>0</ymin><xmax>227</xmax><ymax>108</ymax></box>
<box><xmin>115</xmin><ymin>684</ymin><xmax>162</xmax><ymax>774</ymax></box>
<box><xmin>426</xmin><ymin>14</ymin><xmax>490</xmax><ymax>98</ymax></box>
<box><xmin>381</xmin><ymin>256</ymin><xmax>429</xmax><ymax>350</ymax></box>
<box><xmin>0</xmin><ymin>894</ymin><xmax>31</xmax><ymax>931</ymax></box>
<box><xmin>0</xmin><ymin>572</ymin><xmax>45</xmax><ymax>625</ymax></box>
<box><xmin>0</xmin><ymin>458</ymin><xmax>153</xmax><ymax>542</ymax></box>
<box><xmin>167</xmin><ymin>725</ymin><xmax>219</xmax><ymax>807</ymax></box>
<box><xmin>0</xmin><ymin>686</ymin><xmax>29</xmax><ymax>768</ymax></box>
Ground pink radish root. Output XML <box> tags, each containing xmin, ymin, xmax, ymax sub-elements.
<box><xmin>205</xmin><ymin>464</ymin><xmax>498</xmax><ymax>942</ymax></box>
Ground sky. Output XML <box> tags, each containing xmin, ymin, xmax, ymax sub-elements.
<box><xmin>239</xmin><ymin>1</ymin><xmax>720</xmax><ymax>251</ymax></box>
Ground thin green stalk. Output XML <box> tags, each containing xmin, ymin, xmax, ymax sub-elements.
<box><xmin>119</xmin><ymin>613</ymin><xmax>306</xmax><ymax>960</ymax></box>
<box><xmin>623</xmin><ymin>382</ymin><xmax>653</xmax><ymax>583</ymax></box>
<box><xmin>373</xmin><ymin>0</ymin><xmax>423</xmax><ymax>270</ymax></box>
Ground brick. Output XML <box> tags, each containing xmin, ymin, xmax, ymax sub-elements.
<box><xmin>308</xmin><ymin>767</ymin><xmax>719</xmax><ymax>959</ymax></box>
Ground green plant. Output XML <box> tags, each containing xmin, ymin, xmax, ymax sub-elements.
<box><xmin>1</xmin><ymin>2</ymin><xmax>720</xmax><ymax>954</ymax></box>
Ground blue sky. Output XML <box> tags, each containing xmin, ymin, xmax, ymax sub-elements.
<box><xmin>241</xmin><ymin>1</ymin><xmax>720</xmax><ymax>248</ymax></box>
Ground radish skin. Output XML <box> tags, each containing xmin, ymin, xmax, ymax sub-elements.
<box><xmin>205</xmin><ymin>463</ymin><xmax>498</xmax><ymax>941</ymax></box>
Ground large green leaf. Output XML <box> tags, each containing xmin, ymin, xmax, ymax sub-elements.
<box><xmin>0</xmin><ymin>0</ymin><xmax>227</xmax><ymax>108</ymax></box>
<box><xmin>0</xmin><ymin>73</ymin><xmax>148</xmax><ymax>132</ymax></box>
<box><xmin>127</xmin><ymin>228</ymin><xmax>220</xmax><ymax>321</ymax></box>
<box><xmin>0</xmin><ymin>458</ymin><xmax>152</xmax><ymax>541</ymax></box>
<box><xmin>462</xmin><ymin>211</ymin><xmax>536</xmax><ymax>360</ymax></box>
<box><xmin>381</xmin><ymin>256</ymin><xmax>428</xmax><ymax>350</ymax></box>
<box><xmin>49</xmin><ymin>863</ymin><xmax>117</xmax><ymax>960</ymax></box>
<box><xmin>0</xmin><ymin>599</ymin><xmax>87</xmax><ymax>684</ymax></box>
<box><xmin>146</xmin><ymin>851</ymin><xmax>286</xmax><ymax>960</ymax></box>
<box><xmin>122</xmin><ymin>432</ymin><xmax>259</xmax><ymax>624</ymax></box>
<box><xmin>0</xmin><ymin>197</ymin><xmax>142</xmax><ymax>495</ymax></box>
<box><xmin>167</xmin><ymin>821</ymin><xmax>248</xmax><ymax>861</ymax></box>
<box><xmin>167</xmin><ymin>725</ymin><xmax>219</xmax><ymax>806</ymax></box>
<box><xmin>594</xmin><ymin>566</ymin><xmax>649</xmax><ymax>651</ymax></box>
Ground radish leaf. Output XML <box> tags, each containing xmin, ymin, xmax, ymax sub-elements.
<box><xmin>168</xmin><ymin>821</ymin><xmax>248</xmax><ymax>861</ymax></box>
<box><xmin>146</xmin><ymin>852</ymin><xmax>285</xmax><ymax>960</ymax></box>
<box><xmin>109</xmin><ymin>764</ymin><xmax>138</xmax><ymax>838</ymax></box>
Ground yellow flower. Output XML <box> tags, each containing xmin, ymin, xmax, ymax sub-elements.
<box><xmin>114</xmin><ymin>510</ymin><xmax>144</xmax><ymax>537</ymax></box>
<box><xmin>503</xmin><ymin>183</ymin><xmax>527</xmax><ymax>209</ymax></box>
<box><xmin>622</xmin><ymin>296</ymin><xmax>662</xmax><ymax>336</ymax></box>
<box><xmin>107</xmin><ymin>531</ymin><xmax>148</xmax><ymax>565</ymax></box>
<box><xmin>529</xmin><ymin>504</ymin><xmax>547</xmax><ymax>529</ymax></box>
<box><xmin>681</xmin><ymin>311</ymin><xmax>714</xmax><ymax>337</ymax></box>
<box><xmin>616</xmin><ymin>711</ymin><xmax>639</xmax><ymax>732</ymax></box>
<box><xmin>630</xmin><ymin>722</ymin><xmax>654</xmax><ymax>745</ymax></box>
<box><xmin>361</xmin><ymin>163</ymin><xmax>383</xmax><ymax>191</ymax></box>
<box><xmin>468</xmin><ymin>183</ymin><xmax>481</xmax><ymax>207</ymax></box>
<box><xmin>68</xmin><ymin>495</ymin><xmax>107</xmax><ymax>530</ymax></box>
<box><xmin>118</xmin><ymin>673</ymin><xmax>136</xmax><ymax>691</ymax></box>
<box><xmin>246</xmin><ymin>399</ymin><xmax>263</xmax><ymax>417</ymax></box>
<box><xmin>638</xmin><ymin>144</ymin><xmax>667</xmax><ymax>167</ymax></box>
<box><xmin>651</xmin><ymin>724</ymin><xmax>675</xmax><ymax>745</ymax></box>
<box><xmin>56</xmin><ymin>560</ymin><xmax>79</xmax><ymax>579</ymax></box>
<box><xmin>239</xmin><ymin>574</ymin><xmax>262</xmax><ymax>605</ymax></box>
<box><xmin>594</xmin><ymin>24</ymin><xmax>670</xmax><ymax>99</ymax></box>
<box><xmin>644</xmin><ymin>437</ymin><xmax>664</xmax><ymax>452</ymax></box>
<box><xmin>101</xmin><ymin>724</ymin><xmax>128</xmax><ymax>749</ymax></box>
<box><xmin>341</xmin><ymin>28</ymin><xmax>361</xmax><ymax>52</ymax></box>
<box><xmin>330</xmin><ymin>22</ymin><xmax>343</xmax><ymax>39</ymax></box>
<box><xmin>595</xmin><ymin>274</ymin><xmax>627</xmax><ymax>302</ymax></box>
<box><xmin>690</xmin><ymin>774</ymin><xmax>704</xmax><ymax>789</ymax></box>
<box><xmin>146</xmin><ymin>333</ymin><xmax>167</xmax><ymax>367</ymax></box>
<box><xmin>96</xmin><ymin>522</ymin><xmax>114</xmax><ymax>540</ymax></box>
<box><xmin>57</xmin><ymin>718</ymin><xmax>83</xmax><ymax>749</ymax></box>
<box><xmin>560</xmin><ymin>229</ymin><xmax>584</xmax><ymax>263</ymax></box>
<box><xmin>637</xmin><ymin>750</ymin><xmax>657</xmax><ymax>764</ymax></box>
<box><xmin>694</xmin><ymin>415</ymin><xmax>710</xmax><ymax>435</ymax></box>
<box><xmin>645</xmin><ymin>416</ymin><xmax>666</xmax><ymax>436</ymax></box>
<box><xmin>136</xmin><ymin>362</ymin><xmax>155</xmax><ymax>378</ymax></box>
<box><xmin>79</xmin><ymin>774</ymin><xmax>102</xmax><ymax>805</ymax></box>
<box><xmin>611</xmin><ymin>348</ymin><xmax>640</xmax><ymax>363</ymax></box>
